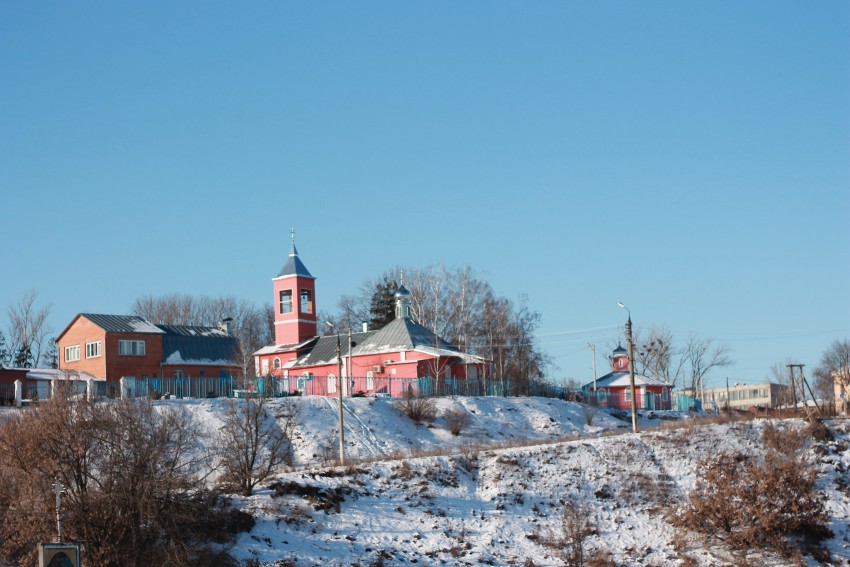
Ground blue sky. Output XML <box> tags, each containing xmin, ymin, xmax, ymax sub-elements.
<box><xmin>2</xmin><ymin>2</ymin><xmax>848</xmax><ymax>387</ymax></box>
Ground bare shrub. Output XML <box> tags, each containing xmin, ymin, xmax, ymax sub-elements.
<box><xmin>395</xmin><ymin>385</ymin><xmax>437</xmax><ymax>423</ymax></box>
<box><xmin>804</xmin><ymin>419</ymin><xmax>833</xmax><ymax>442</ymax></box>
<box><xmin>444</xmin><ymin>406</ymin><xmax>471</xmax><ymax>435</ymax></box>
<box><xmin>0</xmin><ymin>397</ymin><xmax>248</xmax><ymax>566</ymax></box>
<box><xmin>215</xmin><ymin>397</ymin><xmax>298</xmax><ymax>496</ymax></box>
<box><xmin>760</xmin><ymin>422</ymin><xmax>807</xmax><ymax>456</ymax></box>
<box><xmin>584</xmin><ymin>404</ymin><xmax>598</xmax><ymax>426</ymax></box>
<box><xmin>315</xmin><ymin>433</ymin><xmax>340</xmax><ymax>466</ymax></box>
<box><xmin>675</xmin><ymin>449</ymin><xmax>832</xmax><ymax>557</ymax></box>
<box><xmin>538</xmin><ymin>501</ymin><xmax>596</xmax><ymax>566</ymax></box>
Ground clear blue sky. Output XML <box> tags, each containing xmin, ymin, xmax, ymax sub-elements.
<box><xmin>2</xmin><ymin>2</ymin><xmax>848</xmax><ymax>387</ymax></box>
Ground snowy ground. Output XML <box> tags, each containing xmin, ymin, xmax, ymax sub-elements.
<box><xmin>159</xmin><ymin>396</ymin><xmax>850</xmax><ymax>566</ymax></box>
<box><xmin>7</xmin><ymin>397</ymin><xmax>843</xmax><ymax>565</ymax></box>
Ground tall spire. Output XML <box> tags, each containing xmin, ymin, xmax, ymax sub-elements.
<box><xmin>277</xmin><ymin>228</ymin><xmax>313</xmax><ymax>278</ymax></box>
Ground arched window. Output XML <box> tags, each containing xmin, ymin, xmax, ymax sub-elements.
<box><xmin>273</xmin><ymin>357</ymin><xmax>281</xmax><ymax>370</ymax></box>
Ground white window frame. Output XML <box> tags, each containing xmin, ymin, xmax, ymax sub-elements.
<box><xmin>279</xmin><ymin>289</ymin><xmax>292</xmax><ymax>314</ymax></box>
<box><xmin>328</xmin><ymin>374</ymin><xmax>336</xmax><ymax>393</ymax></box>
<box><xmin>261</xmin><ymin>359</ymin><xmax>270</xmax><ymax>375</ymax></box>
<box><xmin>273</xmin><ymin>357</ymin><xmax>281</xmax><ymax>369</ymax></box>
<box><xmin>118</xmin><ymin>339</ymin><xmax>146</xmax><ymax>356</ymax></box>
<box><xmin>366</xmin><ymin>370</ymin><xmax>374</xmax><ymax>391</ymax></box>
<box><xmin>624</xmin><ymin>388</ymin><xmax>632</xmax><ymax>402</ymax></box>
<box><xmin>174</xmin><ymin>369</ymin><xmax>184</xmax><ymax>379</ymax></box>
<box><xmin>85</xmin><ymin>341</ymin><xmax>101</xmax><ymax>359</ymax></box>
<box><xmin>64</xmin><ymin>345</ymin><xmax>80</xmax><ymax>362</ymax></box>
<box><xmin>300</xmin><ymin>289</ymin><xmax>312</xmax><ymax>313</ymax></box>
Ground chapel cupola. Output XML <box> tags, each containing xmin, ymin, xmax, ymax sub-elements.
<box><xmin>395</xmin><ymin>270</ymin><xmax>412</xmax><ymax>320</ymax></box>
<box><xmin>612</xmin><ymin>345</ymin><xmax>630</xmax><ymax>371</ymax></box>
<box><xmin>272</xmin><ymin>229</ymin><xmax>317</xmax><ymax>345</ymax></box>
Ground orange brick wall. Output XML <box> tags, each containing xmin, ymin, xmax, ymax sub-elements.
<box><xmin>58</xmin><ymin>316</ymin><xmax>164</xmax><ymax>381</ymax></box>
<box><xmin>57</xmin><ymin>317</ymin><xmax>108</xmax><ymax>378</ymax></box>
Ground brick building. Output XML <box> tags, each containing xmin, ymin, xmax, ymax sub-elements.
<box><xmin>57</xmin><ymin>314</ymin><xmax>240</xmax><ymax>381</ymax></box>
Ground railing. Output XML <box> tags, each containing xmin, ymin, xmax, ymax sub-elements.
<box><xmin>116</xmin><ymin>375</ymin><xmax>561</xmax><ymax>401</ymax></box>
<box><xmin>581</xmin><ymin>388</ymin><xmax>677</xmax><ymax>411</ymax></box>
<box><xmin>123</xmin><ymin>377</ymin><xmax>235</xmax><ymax>399</ymax></box>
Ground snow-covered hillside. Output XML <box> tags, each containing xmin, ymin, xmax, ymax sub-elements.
<box><xmin>175</xmin><ymin>397</ymin><xmax>849</xmax><ymax>566</ymax></box>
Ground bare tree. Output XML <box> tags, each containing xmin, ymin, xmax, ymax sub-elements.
<box><xmin>0</xmin><ymin>397</ymin><xmax>246</xmax><ymax>566</ymax></box>
<box><xmin>682</xmin><ymin>334</ymin><xmax>733</xmax><ymax>394</ymax></box>
<box><xmin>215</xmin><ymin>396</ymin><xmax>297</xmax><ymax>496</ymax></box>
<box><xmin>633</xmin><ymin>324</ymin><xmax>675</xmax><ymax>381</ymax></box>
<box><xmin>815</xmin><ymin>339</ymin><xmax>850</xmax><ymax>414</ymax></box>
<box><xmin>6</xmin><ymin>290</ymin><xmax>52</xmax><ymax>367</ymax></box>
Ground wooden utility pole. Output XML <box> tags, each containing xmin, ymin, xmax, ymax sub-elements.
<box><xmin>792</xmin><ymin>364</ymin><xmax>822</xmax><ymax>417</ymax></box>
<box><xmin>788</xmin><ymin>364</ymin><xmax>814</xmax><ymax>418</ymax></box>
<box><xmin>787</xmin><ymin>364</ymin><xmax>799</xmax><ymax>413</ymax></box>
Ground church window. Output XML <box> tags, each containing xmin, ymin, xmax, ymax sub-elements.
<box><xmin>273</xmin><ymin>357</ymin><xmax>281</xmax><ymax>369</ymax></box>
<box><xmin>279</xmin><ymin>290</ymin><xmax>292</xmax><ymax>314</ymax></box>
<box><xmin>300</xmin><ymin>289</ymin><xmax>312</xmax><ymax>313</ymax></box>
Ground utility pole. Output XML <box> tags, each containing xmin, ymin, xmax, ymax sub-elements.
<box><xmin>725</xmin><ymin>377</ymin><xmax>731</xmax><ymax>412</ymax></box>
<box><xmin>348</xmin><ymin>327</ymin><xmax>353</xmax><ymax>398</ymax></box>
<box><xmin>618</xmin><ymin>302</ymin><xmax>639</xmax><ymax>433</ymax></box>
<box><xmin>327</xmin><ymin>322</ymin><xmax>345</xmax><ymax>465</ymax></box>
<box><xmin>798</xmin><ymin>365</ymin><xmax>822</xmax><ymax>416</ymax></box>
<box><xmin>787</xmin><ymin>364</ymin><xmax>799</xmax><ymax>413</ymax></box>
<box><xmin>53</xmin><ymin>479</ymin><xmax>64</xmax><ymax>543</ymax></box>
<box><xmin>587</xmin><ymin>343</ymin><xmax>597</xmax><ymax>393</ymax></box>
<box><xmin>789</xmin><ymin>363</ymin><xmax>820</xmax><ymax>418</ymax></box>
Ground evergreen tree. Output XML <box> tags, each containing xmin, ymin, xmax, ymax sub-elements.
<box><xmin>45</xmin><ymin>340</ymin><xmax>58</xmax><ymax>369</ymax></box>
<box><xmin>0</xmin><ymin>331</ymin><xmax>8</xmax><ymax>367</ymax></box>
<box><xmin>369</xmin><ymin>276</ymin><xmax>398</xmax><ymax>329</ymax></box>
<box><xmin>13</xmin><ymin>343</ymin><xmax>33</xmax><ymax>368</ymax></box>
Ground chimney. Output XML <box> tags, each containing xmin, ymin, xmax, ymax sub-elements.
<box><xmin>219</xmin><ymin>317</ymin><xmax>233</xmax><ymax>334</ymax></box>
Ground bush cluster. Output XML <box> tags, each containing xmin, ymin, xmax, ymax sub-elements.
<box><xmin>396</xmin><ymin>385</ymin><xmax>437</xmax><ymax>423</ymax></box>
<box><xmin>675</xmin><ymin>426</ymin><xmax>833</xmax><ymax>558</ymax></box>
<box><xmin>0</xmin><ymin>396</ymin><xmax>277</xmax><ymax>566</ymax></box>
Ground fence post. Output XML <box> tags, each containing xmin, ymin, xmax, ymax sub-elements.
<box><xmin>86</xmin><ymin>378</ymin><xmax>94</xmax><ymax>401</ymax></box>
<box><xmin>14</xmin><ymin>380</ymin><xmax>22</xmax><ymax>408</ymax></box>
<box><xmin>120</xmin><ymin>377</ymin><xmax>128</xmax><ymax>399</ymax></box>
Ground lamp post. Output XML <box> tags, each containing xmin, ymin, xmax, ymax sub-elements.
<box><xmin>618</xmin><ymin>302</ymin><xmax>639</xmax><ymax>433</ymax></box>
<box><xmin>327</xmin><ymin>322</ymin><xmax>345</xmax><ymax>465</ymax></box>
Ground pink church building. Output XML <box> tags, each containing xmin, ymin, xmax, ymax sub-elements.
<box><xmin>253</xmin><ymin>236</ymin><xmax>488</xmax><ymax>397</ymax></box>
<box><xmin>584</xmin><ymin>346</ymin><xmax>674</xmax><ymax>411</ymax></box>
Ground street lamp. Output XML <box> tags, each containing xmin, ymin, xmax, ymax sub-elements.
<box><xmin>617</xmin><ymin>302</ymin><xmax>639</xmax><ymax>433</ymax></box>
<box><xmin>326</xmin><ymin>322</ymin><xmax>345</xmax><ymax>465</ymax></box>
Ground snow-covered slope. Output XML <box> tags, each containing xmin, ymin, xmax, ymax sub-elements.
<box><xmin>166</xmin><ymin>398</ymin><xmax>850</xmax><ymax>566</ymax></box>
